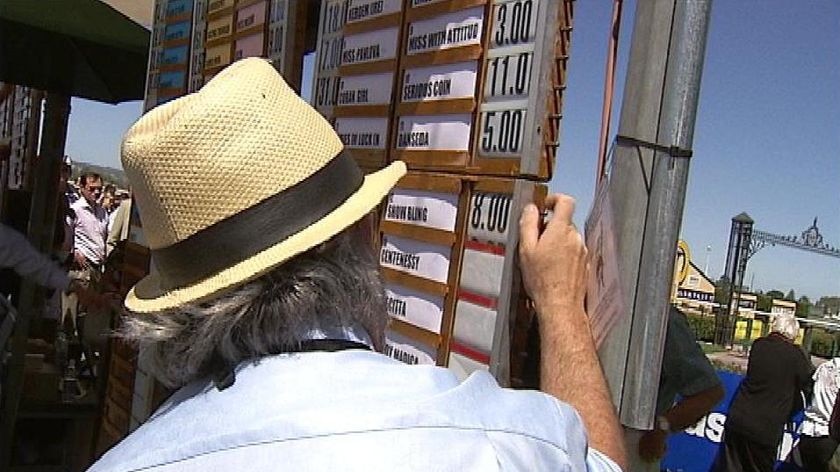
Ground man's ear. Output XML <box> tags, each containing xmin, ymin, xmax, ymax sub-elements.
<box><xmin>353</xmin><ymin>212</ymin><xmax>379</xmax><ymax>247</ymax></box>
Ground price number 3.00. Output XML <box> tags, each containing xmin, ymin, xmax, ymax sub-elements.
<box><xmin>491</xmin><ymin>0</ymin><xmax>538</xmax><ymax>48</ymax></box>
<box><xmin>479</xmin><ymin>109</ymin><xmax>526</xmax><ymax>156</ymax></box>
<box><xmin>485</xmin><ymin>52</ymin><xmax>531</xmax><ymax>99</ymax></box>
<box><xmin>470</xmin><ymin>192</ymin><xmax>512</xmax><ymax>236</ymax></box>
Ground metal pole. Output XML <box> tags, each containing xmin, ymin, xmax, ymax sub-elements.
<box><xmin>597</xmin><ymin>0</ymin><xmax>712</xmax><ymax>470</ymax></box>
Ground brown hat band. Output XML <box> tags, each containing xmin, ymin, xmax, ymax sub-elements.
<box><xmin>151</xmin><ymin>152</ymin><xmax>363</xmax><ymax>290</ymax></box>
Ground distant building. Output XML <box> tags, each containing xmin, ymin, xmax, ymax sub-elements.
<box><xmin>734</xmin><ymin>292</ymin><xmax>758</xmax><ymax>316</ymax></box>
<box><xmin>673</xmin><ymin>259</ymin><xmax>716</xmax><ymax>315</ymax></box>
<box><xmin>771</xmin><ymin>299</ymin><xmax>797</xmax><ymax>316</ymax></box>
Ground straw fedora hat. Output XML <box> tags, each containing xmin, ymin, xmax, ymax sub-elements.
<box><xmin>121</xmin><ymin>58</ymin><xmax>405</xmax><ymax>313</ymax></box>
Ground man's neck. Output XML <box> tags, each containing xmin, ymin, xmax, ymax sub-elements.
<box><xmin>84</xmin><ymin>197</ymin><xmax>99</xmax><ymax>209</ymax></box>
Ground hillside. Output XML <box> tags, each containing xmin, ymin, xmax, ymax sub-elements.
<box><xmin>70</xmin><ymin>162</ymin><xmax>128</xmax><ymax>189</ymax></box>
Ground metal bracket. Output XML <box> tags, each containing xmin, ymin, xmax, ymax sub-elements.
<box><xmin>616</xmin><ymin>134</ymin><xmax>693</xmax><ymax>158</ymax></box>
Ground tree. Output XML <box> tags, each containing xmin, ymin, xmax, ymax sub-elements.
<box><xmin>818</xmin><ymin>296</ymin><xmax>840</xmax><ymax>316</ymax></box>
<box><xmin>766</xmin><ymin>290</ymin><xmax>785</xmax><ymax>300</ymax></box>
<box><xmin>714</xmin><ymin>276</ymin><xmax>731</xmax><ymax>305</ymax></box>
<box><xmin>785</xmin><ymin>289</ymin><xmax>796</xmax><ymax>301</ymax></box>
<box><xmin>756</xmin><ymin>292</ymin><xmax>772</xmax><ymax>312</ymax></box>
<box><xmin>796</xmin><ymin>295</ymin><xmax>812</xmax><ymax>317</ymax></box>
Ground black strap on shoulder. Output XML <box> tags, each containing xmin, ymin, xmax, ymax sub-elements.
<box><xmin>292</xmin><ymin>339</ymin><xmax>371</xmax><ymax>353</ymax></box>
<box><xmin>212</xmin><ymin>338</ymin><xmax>370</xmax><ymax>391</ymax></box>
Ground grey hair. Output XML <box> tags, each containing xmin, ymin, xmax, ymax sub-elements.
<box><xmin>121</xmin><ymin>227</ymin><xmax>388</xmax><ymax>388</ymax></box>
<box><xmin>770</xmin><ymin>314</ymin><xmax>800</xmax><ymax>341</ymax></box>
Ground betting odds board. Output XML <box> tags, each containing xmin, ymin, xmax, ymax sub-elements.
<box><xmin>311</xmin><ymin>0</ymin><xmax>573</xmax><ymax>383</ymax></box>
<box><xmin>145</xmin><ymin>0</ymin><xmax>293</xmax><ymax>111</ymax></box>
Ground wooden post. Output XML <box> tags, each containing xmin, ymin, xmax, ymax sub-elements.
<box><xmin>0</xmin><ymin>92</ymin><xmax>70</xmax><ymax>470</ymax></box>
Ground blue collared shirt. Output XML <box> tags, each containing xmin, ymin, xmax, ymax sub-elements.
<box><xmin>90</xmin><ymin>350</ymin><xmax>620</xmax><ymax>471</ymax></box>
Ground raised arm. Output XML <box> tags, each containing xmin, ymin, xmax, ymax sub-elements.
<box><xmin>518</xmin><ymin>194</ymin><xmax>627</xmax><ymax>470</ymax></box>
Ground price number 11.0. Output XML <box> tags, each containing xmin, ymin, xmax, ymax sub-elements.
<box><xmin>479</xmin><ymin>109</ymin><xmax>526</xmax><ymax>156</ymax></box>
<box><xmin>485</xmin><ymin>52</ymin><xmax>531</xmax><ymax>99</ymax></box>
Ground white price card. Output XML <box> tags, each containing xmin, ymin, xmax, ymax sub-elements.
<box><xmin>483</xmin><ymin>52</ymin><xmax>533</xmax><ymax>100</ymax></box>
<box><xmin>342</xmin><ymin>27</ymin><xmax>399</xmax><ymax>65</ymax></box>
<box><xmin>208</xmin><ymin>0</ymin><xmax>234</xmax><ymax>15</ymax></box>
<box><xmin>401</xmin><ymin>62</ymin><xmax>478</xmax><ymax>102</ymax></box>
<box><xmin>385</xmin><ymin>330</ymin><xmax>437</xmax><ymax>365</ymax></box>
<box><xmin>466</xmin><ymin>192</ymin><xmax>513</xmax><ymax>244</ymax></box>
<box><xmin>478</xmin><ymin>108</ymin><xmax>527</xmax><ymax>157</ymax></box>
<box><xmin>406</xmin><ymin>7</ymin><xmax>483</xmax><ymax>55</ymax></box>
<box><xmin>385</xmin><ymin>282</ymin><xmax>445</xmax><ymax>333</ymax></box>
<box><xmin>384</xmin><ymin>188</ymin><xmax>459</xmax><ymax>232</ymax></box>
<box><xmin>396</xmin><ymin>114</ymin><xmax>472</xmax><ymax>151</ymax></box>
<box><xmin>453</xmin><ymin>296</ymin><xmax>497</xmax><ymax>353</ymax></box>
<box><xmin>448</xmin><ymin>351</ymin><xmax>489</xmax><ymax>381</ymax></box>
<box><xmin>460</xmin><ymin>242</ymin><xmax>505</xmax><ymax>297</ymax></box>
<box><xmin>410</xmin><ymin>0</ymin><xmax>444</xmax><ymax>6</ymax></box>
<box><xmin>380</xmin><ymin>235</ymin><xmax>451</xmax><ymax>283</ymax></box>
<box><xmin>334</xmin><ymin>117</ymin><xmax>389</xmax><ymax>149</ymax></box>
<box><xmin>337</xmin><ymin>72</ymin><xmax>394</xmax><ymax>106</ymax></box>
<box><xmin>206</xmin><ymin>15</ymin><xmax>233</xmax><ymax>41</ymax></box>
<box><xmin>236</xmin><ymin>1</ymin><xmax>267</xmax><ymax>31</ymax></box>
<box><xmin>347</xmin><ymin>0</ymin><xmax>402</xmax><ymax>23</ymax></box>
<box><xmin>489</xmin><ymin>0</ymin><xmax>540</xmax><ymax>49</ymax></box>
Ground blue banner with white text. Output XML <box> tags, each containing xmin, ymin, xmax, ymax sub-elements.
<box><xmin>661</xmin><ymin>370</ymin><xmax>804</xmax><ymax>472</ymax></box>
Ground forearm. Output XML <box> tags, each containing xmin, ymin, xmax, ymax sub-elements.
<box><xmin>539</xmin><ymin>302</ymin><xmax>626</xmax><ymax>470</ymax></box>
<box><xmin>2</xmin><ymin>233</ymin><xmax>70</xmax><ymax>292</ymax></box>
<box><xmin>663</xmin><ymin>385</ymin><xmax>724</xmax><ymax>431</ymax></box>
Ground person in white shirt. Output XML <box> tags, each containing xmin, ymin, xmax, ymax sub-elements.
<box><xmin>89</xmin><ymin>58</ymin><xmax>626</xmax><ymax>472</ymax></box>
<box><xmin>70</xmin><ymin>173</ymin><xmax>108</xmax><ymax>271</ymax></box>
<box><xmin>1</xmin><ymin>223</ymin><xmax>72</xmax><ymax>293</ymax></box>
<box><xmin>67</xmin><ymin>173</ymin><xmax>108</xmax><ymax>373</ymax></box>
<box><xmin>799</xmin><ymin>358</ymin><xmax>840</xmax><ymax>470</ymax></box>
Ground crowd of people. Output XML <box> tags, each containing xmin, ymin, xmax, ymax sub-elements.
<box><xmin>0</xmin><ymin>143</ymin><xmax>132</xmax><ymax>400</ymax></box>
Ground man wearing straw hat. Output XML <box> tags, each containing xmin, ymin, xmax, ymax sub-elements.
<box><xmin>89</xmin><ymin>58</ymin><xmax>625</xmax><ymax>471</ymax></box>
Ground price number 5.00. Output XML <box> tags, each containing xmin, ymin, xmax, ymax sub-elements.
<box><xmin>479</xmin><ymin>109</ymin><xmax>526</xmax><ymax>156</ymax></box>
<box><xmin>470</xmin><ymin>192</ymin><xmax>512</xmax><ymax>237</ymax></box>
<box><xmin>491</xmin><ymin>0</ymin><xmax>538</xmax><ymax>48</ymax></box>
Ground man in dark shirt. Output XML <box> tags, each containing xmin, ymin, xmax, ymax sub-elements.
<box><xmin>711</xmin><ymin>314</ymin><xmax>814</xmax><ymax>472</ymax></box>
<box><xmin>639</xmin><ymin>307</ymin><xmax>725</xmax><ymax>465</ymax></box>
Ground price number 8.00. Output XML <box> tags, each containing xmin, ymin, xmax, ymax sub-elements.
<box><xmin>480</xmin><ymin>109</ymin><xmax>526</xmax><ymax>155</ymax></box>
<box><xmin>470</xmin><ymin>192</ymin><xmax>512</xmax><ymax>236</ymax></box>
<box><xmin>492</xmin><ymin>0</ymin><xmax>537</xmax><ymax>48</ymax></box>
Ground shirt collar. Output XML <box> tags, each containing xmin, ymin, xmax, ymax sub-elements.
<box><xmin>300</xmin><ymin>322</ymin><xmax>374</xmax><ymax>349</ymax></box>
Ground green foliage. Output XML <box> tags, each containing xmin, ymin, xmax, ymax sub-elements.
<box><xmin>786</xmin><ymin>289</ymin><xmax>796</xmax><ymax>302</ymax></box>
<box><xmin>797</xmin><ymin>296</ymin><xmax>812</xmax><ymax>317</ymax></box>
<box><xmin>810</xmin><ymin>328</ymin><xmax>837</xmax><ymax>359</ymax></box>
<box><xmin>757</xmin><ymin>292</ymin><xmax>772</xmax><ymax>311</ymax></box>
<box><xmin>714</xmin><ymin>277</ymin><xmax>731</xmax><ymax>305</ymax></box>
<box><xmin>766</xmin><ymin>290</ymin><xmax>785</xmax><ymax>300</ymax></box>
<box><xmin>686</xmin><ymin>313</ymin><xmax>716</xmax><ymax>343</ymax></box>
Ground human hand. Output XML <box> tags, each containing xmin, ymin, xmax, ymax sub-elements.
<box><xmin>518</xmin><ymin>194</ymin><xmax>588</xmax><ymax>317</ymax></box>
<box><xmin>638</xmin><ymin>428</ymin><xmax>668</xmax><ymax>462</ymax></box>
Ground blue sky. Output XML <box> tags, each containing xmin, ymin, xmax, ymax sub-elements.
<box><xmin>64</xmin><ymin>0</ymin><xmax>839</xmax><ymax>300</ymax></box>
